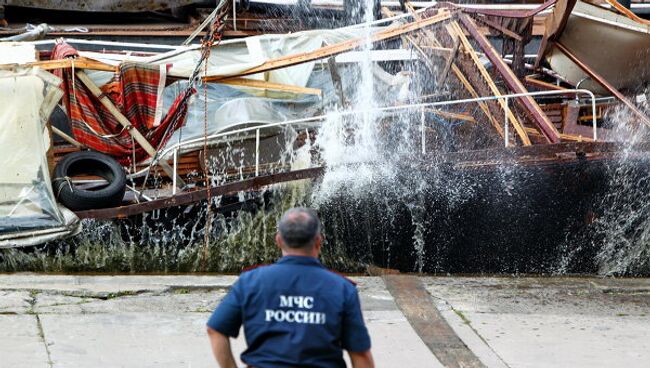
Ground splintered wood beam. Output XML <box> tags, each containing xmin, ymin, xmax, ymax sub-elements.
<box><xmin>525</xmin><ymin>127</ymin><xmax>593</xmax><ymax>142</ymax></box>
<box><xmin>403</xmin><ymin>2</ymin><xmax>504</xmax><ymax>137</ymax></box>
<box><xmin>453</xmin><ymin>64</ymin><xmax>504</xmax><ymax>136</ymax></box>
<box><xmin>217</xmin><ymin>77</ymin><xmax>322</xmax><ymax>95</ymax></box>
<box><xmin>381</xmin><ymin>7</ymin><xmax>438</xmax><ymax>74</ymax></box>
<box><xmin>524</xmin><ymin>76</ymin><xmax>569</xmax><ymax>91</ymax></box>
<box><xmin>23</xmin><ymin>57</ymin><xmax>118</xmax><ymax>72</ymax></box>
<box><xmin>74</xmin><ymin>70</ymin><xmax>185</xmax><ymax>186</ymax></box>
<box><xmin>51</xmin><ymin>126</ymin><xmax>84</xmax><ymax>148</ymax></box>
<box><xmin>327</xmin><ymin>57</ymin><xmax>348</xmax><ymax>107</ymax></box>
<box><xmin>425</xmin><ymin>108</ymin><xmax>476</xmax><ymax>123</ymax></box>
<box><xmin>459</xmin><ymin>13</ymin><xmax>560</xmax><ymax>143</ymax></box>
<box><xmin>448</xmin><ymin>21</ymin><xmax>531</xmax><ymax>146</ymax></box>
<box><xmin>473</xmin><ymin>15</ymin><xmax>523</xmax><ymax>41</ymax></box>
<box><xmin>438</xmin><ymin>38</ymin><xmax>460</xmax><ymax>86</ymax></box>
<box><xmin>555</xmin><ymin>41</ymin><xmax>650</xmax><ymax>129</ymax></box>
<box><xmin>204</xmin><ymin>9</ymin><xmax>452</xmax><ymax>82</ymax></box>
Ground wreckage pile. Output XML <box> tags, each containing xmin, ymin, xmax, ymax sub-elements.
<box><xmin>1</xmin><ymin>0</ymin><xmax>650</xmax><ymax>274</ymax></box>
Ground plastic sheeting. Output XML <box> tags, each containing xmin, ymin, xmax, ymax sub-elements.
<box><xmin>0</xmin><ymin>67</ymin><xmax>80</xmax><ymax>248</ymax></box>
<box><xmin>147</xmin><ymin>29</ymin><xmax>364</xmax><ymax>85</ymax></box>
<box><xmin>162</xmin><ymin>64</ymin><xmax>412</xmax><ymax>153</ymax></box>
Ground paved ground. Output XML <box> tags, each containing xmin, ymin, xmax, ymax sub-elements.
<box><xmin>0</xmin><ymin>274</ymin><xmax>649</xmax><ymax>368</ymax></box>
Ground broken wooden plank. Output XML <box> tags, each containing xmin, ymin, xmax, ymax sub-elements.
<box><xmin>459</xmin><ymin>13</ymin><xmax>561</xmax><ymax>143</ymax></box>
<box><xmin>403</xmin><ymin>3</ymin><xmax>505</xmax><ymax>138</ymax></box>
<box><xmin>75</xmin><ymin>166</ymin><xmax>325</xmax><ymax>219</ymax></box>
<box><xmin>327</xmin><ymin>56</ymin><xmax>348</xmax><ymax>107</ymax></box>
<box><xmin>473</xmin><ymin>15</ymin><xmax>523</xmax><ymax>41</ymax></box>
<box><xmin>74</xmin><ymin>70</ymin><xmax>186</xmax><ymax>187</ymax></box>
<box><xmin>383</xmin><ymin>275</ymin><xmax>486</xmax><ymax>368</ymax></box>
<box><xmin>218</xmin><ymin>77</ymin><xmax>322</xmax><ymax>95</ymax></box>
<box><xmin>205</xmin><ymin>9</ymin><xmax>453</xmax><ymax>82</ymax></box>
<box><xmin>437</xmin><ymin>38</ymin><xmax>460</xmax><ymax>87</ymax></box>
<box><xmin>453</xmin><ymin>66</ymin><xmax>505</xmax><ymax>136</ymax></box>
<box><xmin>425</xmin><ymin>108</ymin><xmax>477</xmax><ymax>123</ymax></box>
<box><xmin>525</xmin><ymin>127</ymin><xmax>594</xmax><ymax>142</ymax></box>
<box><xmin>448</xmin><ymin>21</ymin><xmax>532</xmax><ymax>146</ymax></box>
<box><xmin>24</xmin><ymin>57</ymin><xmax>118</xmax><ymax>72</ymax></box>
<box><xmin>524</xmin><ymin>76</ymin><xmax>569</xmax><ymax>91</ymax></box>
<box><xmin>51</xmin><ymin>126</ymin><xmax>84</xmax><ymax>148</ymax></box>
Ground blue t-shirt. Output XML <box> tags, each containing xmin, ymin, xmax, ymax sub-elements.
<box><xmin>207</xmin><ymin>255</ymin><xmax>371</xmax><ymax>368</ymax></box>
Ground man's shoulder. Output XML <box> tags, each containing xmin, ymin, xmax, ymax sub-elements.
<box><xmin>241</xmin><ymin>263</ymin><xmax>273</xmax><ymax>273</ymax></box>
<box><xmin>238</xmin><ymin>262</ymin><xmax>356</xmax><ymax>287</ymax></box>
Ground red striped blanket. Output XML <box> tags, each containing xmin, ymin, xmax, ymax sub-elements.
<box><xmin>52</xmin><ymin>43</ymin><xmax>190</xmax><ymax>165</ymax></box>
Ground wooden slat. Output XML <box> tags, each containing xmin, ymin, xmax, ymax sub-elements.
<box><xmin>473</xmin><ymin>15</ymin><xmax>523</xmax><ymax>41</ymax></box>
<box><xmin>402</xmin><ymin>4</ymin><xmax>504</xmax><ymax>137</ymax></box>
<box><xmin>525</xmin><ymin>127</ymin><xmax>594</xmax><ymax>142</ymax></box>
<box><xmin>204</xmin><ymin>10</ymin><xmax>452</xmax><ymax>82</ymax></box>
<box><xmin>24</xmin><ymin>57</ymin><xmax>118</xmax><ymax>72</ymax></box>
<box><xmin>459</xmin><ymin>13</ymin><xmax>560</xmax><ymax>143</ymax></box>
<box><xmin>448</xmin><ymin>21</ymin><xmax>531</xmax><ymax>146</ymax></box>
<box><xmin>524</xmin><ymin>76</ymin><xmax>568</xmax><ymax>91</ymax></box>
<box><xmin>425</xmin><ymin>108</ymin><xmax>477</xmax><ymax>123</ymax></box>
<box><xmin>217</xmin><ymin>77</ymin><xmax>322</xmax><ymax>95</ymax></box>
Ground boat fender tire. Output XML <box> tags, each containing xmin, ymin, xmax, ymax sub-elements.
<box><xmin>53</xmin><ymin>151</ymin><xmax>126</xmax><ymax>211</ymax></box>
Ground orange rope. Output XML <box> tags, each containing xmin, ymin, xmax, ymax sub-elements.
<box><xmin>199</xmin><ymin>6</ymin><xmax>228</xmax><ymax>271</ymax></box>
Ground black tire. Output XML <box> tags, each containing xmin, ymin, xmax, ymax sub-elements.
<box><xmin>53</xmin><ymin>151</ymin><xmax>126</xmax><ymax>211</ymax></box>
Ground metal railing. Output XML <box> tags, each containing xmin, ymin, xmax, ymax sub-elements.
<box><xmin>135</xmin><ymin>88</ymin><xmax>598</xmax><ymax>195</ymax></box>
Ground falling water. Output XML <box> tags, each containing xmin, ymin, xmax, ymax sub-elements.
<box><xmin>591</xmin><ymin>104</ymin><xmax>650</xmax><ymax>275</ymax></box>
<box><xmin>4</xmin><ymin>8</ymin><xmax>650</xmax><ymax>275</ymax></box>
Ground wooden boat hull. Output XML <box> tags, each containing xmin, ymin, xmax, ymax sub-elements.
<box><xmin>319</xmin><ymin>143</ymin><xmax>650</xmax><ymax>274</ymax></box>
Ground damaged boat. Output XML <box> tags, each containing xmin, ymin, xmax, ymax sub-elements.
<box><xmin>1</xmin><ymin>0</ymin><xmax>649</xmax><ymax>273</ymax></box>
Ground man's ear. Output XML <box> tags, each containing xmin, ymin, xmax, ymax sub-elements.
<box><xmin>314</xmin><ymin>234</ymin><xmax>323</xmax><ymax>252</ymax></box>
<box><xmin>275</xmin><ymin>233</ymin><xmax>283</xmax><ymax>250</ymax></box>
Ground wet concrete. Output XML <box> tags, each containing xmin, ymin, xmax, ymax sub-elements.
<box><xmin>0</xmin><ymin>274</ymin><xmax>649</xmax><ymax>367</ymax></box>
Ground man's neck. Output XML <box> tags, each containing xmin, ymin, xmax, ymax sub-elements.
<box><xmin>282</xmin><ymin>250</ymin><xmax>318</xmax><ymax>258</ymax></box>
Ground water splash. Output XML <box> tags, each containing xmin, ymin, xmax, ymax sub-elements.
<box><xmin>590</xmin><ymin>104</ymin><xmax>650</xmax><ymax>275</ymax></box>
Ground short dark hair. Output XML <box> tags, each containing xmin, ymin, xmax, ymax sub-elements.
<box><xmin>277</xmin><ymin>207</ymin><xmax>321</xmax><ymax>249</ymax></box>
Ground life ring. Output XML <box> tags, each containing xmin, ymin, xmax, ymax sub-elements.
<box><xmin>53</xmin><ymin>151</ymin><xmax>126</xmax><ymax>211</ymax></box>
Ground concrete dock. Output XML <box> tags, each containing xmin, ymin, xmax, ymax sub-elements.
<box><xmin>1</xmin><ymin>274</ymin><xmax>649</xmax><ymax>367</ymax></box>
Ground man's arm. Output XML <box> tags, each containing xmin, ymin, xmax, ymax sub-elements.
<box><xmin>341</xmin><ymin>285</ymin><xmax>373</xmax><ymax>367</ymax></box>
<box><xmin>207</xmin><ymin>327</ymin><xmax>238</xmax><ymax>368</ymax></box>
<box><xmin>206</xmin><ymin>279</ymin><xmax>243</xmax><ymax>367</ymax></box>
<box><xmin>349</xmin><ymin>350</ymin><xmax>375</xmax><ymax>368</ymax></box>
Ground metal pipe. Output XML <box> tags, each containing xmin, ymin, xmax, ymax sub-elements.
<box><xmin>255</xmin><ymin>129</ymin><xmax>260</xmax><ymax>177</ymax></box>
<box><xmin>420</xmin><ymin>107</ymin><xmax>426</xmax><ymax>154</ymax></box>
<box><xmin>504</xmin><ymin>97</ymin><xmax>509</xmax><ymax>147</ymax></box>
<box><xmin>172</xmin><ymin>148</ymin><xmax>178</xmax><ymax>195</ymax></box>
<box><xmin>0</xmin><ymin>23</ymin><xmax>51</xmax><ymax>42</ymax></box>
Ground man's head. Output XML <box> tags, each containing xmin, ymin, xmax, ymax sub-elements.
<box><xmin>275</xmin><ymin>207</ymin><xmax>322</xmax><ymax>257</ymax></box>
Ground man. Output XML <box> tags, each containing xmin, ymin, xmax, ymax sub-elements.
<box><xmin>207</xmin><ymin>207</ymin><xmax>374</xmax><ymax>368</ymax></box>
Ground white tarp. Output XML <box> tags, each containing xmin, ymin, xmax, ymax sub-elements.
<box><xmin>161</xmin><ymin>64</ymin><xmax>412</xmax><ymax>152</ymax></box>
<box><xmin>0</xmin><ymin>67</ymin><xmax>80</xmax><ymax>248</ymax></box>
<box><xmin>80</xmin><ymin>27</ymin><xmax>378</xmax><ymax>88</ymax></box>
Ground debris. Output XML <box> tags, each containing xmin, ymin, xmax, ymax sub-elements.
<box><xmin>0</xmin><ymin>0</ymin><xmax>649</xmax><ymax>248</ymax></box>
